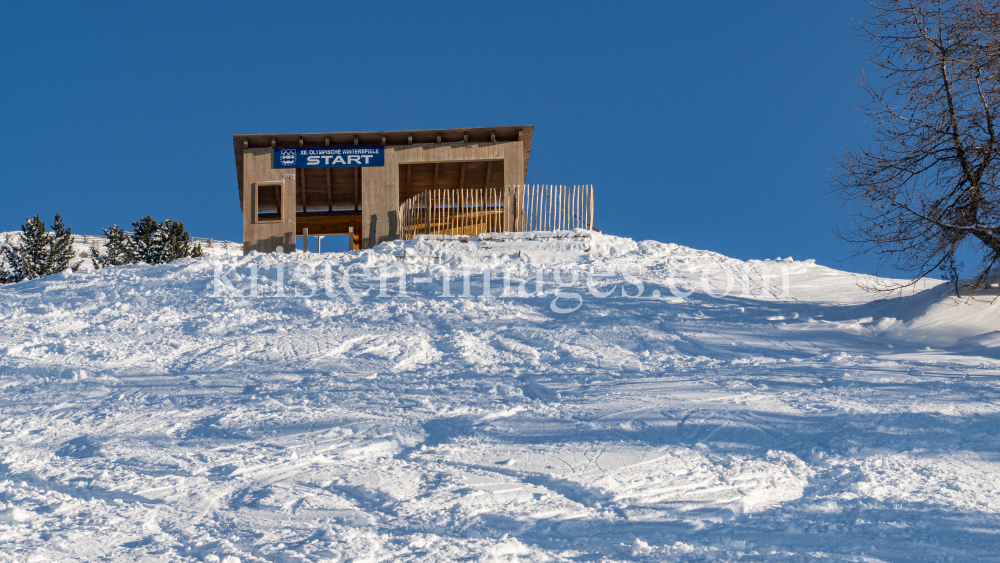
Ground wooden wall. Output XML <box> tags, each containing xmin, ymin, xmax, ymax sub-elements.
<box><xmin>503</xmin><ymin>142</ymin><xmax>524</xmax><ymax>230</ymax></box>
<box><xmin>361</xmin><ymin>148</ymin><xmax>399</xmax><ymax>249</ymax></box>
<box><xmin>242</xmin><ymin>149</ymin><xmax>295</xmax><ymax>254</ymax></box>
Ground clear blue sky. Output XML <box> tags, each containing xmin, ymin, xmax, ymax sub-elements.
<box><xmin>1</xmin><ymin>1</ymin><xmax>879</xmax><ymax>270</ymax></box>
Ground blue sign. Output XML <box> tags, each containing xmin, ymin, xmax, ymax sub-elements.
<box><xmin>273</xmin><ymin>146</ymin><xmax>385</xmax><ymax>168</ymax></box>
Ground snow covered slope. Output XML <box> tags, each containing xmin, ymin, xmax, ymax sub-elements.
<box><xmin>1</xmin><ymin>231</ymin><xmax>998</xmax><ymax>562</ymax></box>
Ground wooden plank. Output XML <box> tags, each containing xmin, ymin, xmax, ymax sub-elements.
<box><xmin>353</xmin><ymin>168</ymin><xmax>359</xmax><ymax>211</ymax></box>
<box><xmin>360</xmin><ymin>147</ymin><xmax>399</xmax><ymax>248</ymax></box>
<box><xmin>295</xmin><ymin>213</ymin><xmax>363</xmax><ymax>236</ymax></box>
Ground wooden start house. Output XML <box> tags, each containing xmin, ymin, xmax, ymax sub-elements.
<box><xmin>234</xmin><ymin>125</ymin><xmax>594</xmax><ymax>254</ymax></box>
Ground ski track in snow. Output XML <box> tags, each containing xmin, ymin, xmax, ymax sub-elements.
<box><xmin>1</xmin><ymin>231</ymin><xmax>999</xmax><ymax>561</ymax></box>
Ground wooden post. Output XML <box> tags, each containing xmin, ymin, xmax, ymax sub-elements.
<box><xmin>348</xmin><ymin>226</ymin><xmax>354</xmax><ymax>250</ymax></box>
<box><xmin>561</xmin><ymin>185</ymin><xmax>566</xmax><ymax>230</ymax></box>
<box><xmin>572</xmin><ymin>185</ymin><xmax>577</xmax><ymax>230</ymax></box>
<box><xmin>425</xmin><ymin>190</ymin><xmax>430</xmax><ymax>235</ymax></box>
<box><xmin>528</xmin><ymin>185</ymin><xmax>533</xmax><ymax>231</ymax></box>
<box><xmin>326</xmin><ymin>168</ymin><xmax>333</xmax><ymax>212</ymax></box>
<box><xmin>302</xmin><ymin>227</ymin><xmax>309</xmax><ymax>252</ymax></box>
<box><xmin>587</xmin><ymin>185</ymin><xmax>594</xmax><ymax>231</ymax></box>
<box><xmin>538</xmin><ymin>185</ymin><xmax>542</xmax><ymax>231</ymax></box>
<box><xmin>539</xmin><ymin>185</ymin><xmax>544</xmax><ymax>231</ymax></box>
<box><xmin>354</xmin><ymin>168</ymin><xmax>359</xmax><ymax>211</ymax></box>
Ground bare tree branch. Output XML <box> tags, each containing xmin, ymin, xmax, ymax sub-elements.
<box><xmin>832</xmin><ymin>0</ymin><xmax>1000</xmax><ymax>294</ymax></box>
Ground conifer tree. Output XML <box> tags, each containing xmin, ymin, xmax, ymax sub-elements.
<box><xmin>158</xmin><ymin>219</ymin><xmax>192</xmax><ymax>263</ymax></box>
<box><xmin>18</xmin><ymin>215</ymin><xmax>52</xmax><ymax>279</ymax></box>
<box><xmin>0</xmin><ymin>233</ymin><xmax>26</xmax><ymax>284</ymax></box>
<box><xmin>90</xmin><ymin>224</ymin><xmax>135</xmax><ymax>269</ymax></box>
<box><xmin>49</xmin><ymin>213</ymin><xmax>80</xmax><ymax>274</ymax></box>
<box><xmin>132</xmin><ymin>215</ymin><xmax>162</xmax><ymax>264</ymax></box>
<box><xmin>191</xmin><ymin>242</ymin><xmax>204</xmax><ymax>258</ymax></box>
<box><xmin>0</xmin><ymin>213</ymin><xmax>80</xmax><ymax>283</ymax></box>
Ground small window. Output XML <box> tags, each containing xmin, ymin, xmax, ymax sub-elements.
<box><xmin>256</xmin><ymin>183</ymin><xmax>282</xmax><ymax>222</ymax></box>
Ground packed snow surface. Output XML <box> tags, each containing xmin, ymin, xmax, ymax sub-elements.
<box><xmin>1</xmin><ymin>230</ymin><xmax>999</xmax><ymax>562</ymax></box>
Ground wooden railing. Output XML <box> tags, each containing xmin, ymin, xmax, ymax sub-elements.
<box><xmin>398</xmin><ymin>184</ymin><xmax>594</xmax><ymax>240</ymax></box>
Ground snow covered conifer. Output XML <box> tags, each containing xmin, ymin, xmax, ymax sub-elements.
<box><xmin>91</xmin><ymin>224</ymin><xmax>135</xmax><ymax>269</ymax></box>
<box><xmin>49</xmin><ymin>213</ymin><xmax>81</xmax><ymax>274</ymax></box>
<box><xmin>191</xmin><ymin>242</ymin><xmax>204</xmax><ymax>258</ymax></box>
<box><xmin>0</xmin><ymin>233</ymin><xmax>27</xmax><ymax>284</ymax></box>
<box><xmin>158</xmin><ymin>219</ymin><xmax>193</xmax><ymax>263</ymax></box>
<box><xmin>18</xmin><ymin>214</ymin><xmax>51</xmax><ymax>279</ymax></box>
<box><xmin>132</xmin><ymin>215</ymin><xmax>162</xmax><ymax>264</ymax></box>
<box><xmin>0</xmin><ymin>213</ymin><xmax>79</xmax><ymax>282</ymax></box>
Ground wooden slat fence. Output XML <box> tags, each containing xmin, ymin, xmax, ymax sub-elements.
<box><xmin>398</xmin><ymin>184</ymin><xmax>594</xmax><ymax>240</ymax></box>
<box><xmin>517</xmin><ymin>184</ymin><xmax>594</xmax><ymax>232</ymax></box>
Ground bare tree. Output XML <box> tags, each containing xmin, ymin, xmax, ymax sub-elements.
<box><xmin>833</xmin><ymin>0</ymin><xmax>1000</xmax><ymax>294</ymax></box>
